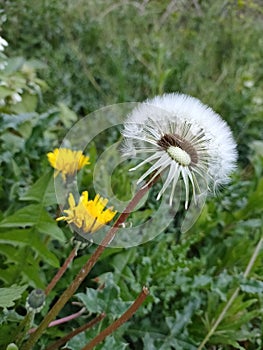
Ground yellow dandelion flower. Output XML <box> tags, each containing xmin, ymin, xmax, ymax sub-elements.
<box><xmin>47</xmin><ymin>148</ymin><xmax>90</xmax><ymax>181</ymax></box>
<box><xmin>57</xmin><ymin>191</ymin><xmax>117</xmax><ymax>234</ymax></box>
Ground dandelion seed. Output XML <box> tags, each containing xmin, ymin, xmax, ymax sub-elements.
<box><xmin>47</xmin><ymin>148</ymin><xmax>90</xmax><ymax>181</ymax></box>
<box><xmin>57</xmin><ymin>191</ymin><xmax>117</xmax><ymax>234</ymax></box>
<box><xmin>122</xmin><ymin>93</ymin><xmax>237</xmax><ymax>209</ymax></box>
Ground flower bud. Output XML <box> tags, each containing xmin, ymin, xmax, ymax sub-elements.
<box><xmin>26</xmin><ymin>289</ymin><xmax>45</xmax><ymax>313</ymax></box>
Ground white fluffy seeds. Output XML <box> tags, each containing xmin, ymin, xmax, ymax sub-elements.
<box><xmin>122</xmin><ymin>93</ymin><xmax>238</xmax><ymax>208</ymax></box>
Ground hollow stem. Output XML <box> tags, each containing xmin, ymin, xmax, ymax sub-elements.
<box><xmin>21</xmin><ymin>180</ymin><xmax>155</xmax><ymax>350</ymax></box>
<box><xmin>45</xmin><ymin>246</ymin><xmax>79</xmax><ymax>296</ymax></box>
<box><xmin>15</xmin><ymin>311</ymin><xmax>35</xmax><ymax>347</ymax></box>
<box><xmin>28</xmin><ymin>306</ymin><xmax>86</xmax><ymax>334</ymax></box>
<box><xmin>197</xmin><ymin>237</ymin><xmax>263</xmax><ymax>350</ymax></box>
<box><xmin>82</xmin><ymin>286</ymin><xmax>149</xmax><ymax>350</ymax></box>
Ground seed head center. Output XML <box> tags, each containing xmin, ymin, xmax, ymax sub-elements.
<box><xmin>167</xmin><ymin>146</ymin><xmax>191</xmax><ymax>166</ymax></box>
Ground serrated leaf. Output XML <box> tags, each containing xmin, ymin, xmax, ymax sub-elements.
<box><xmin>0</xmin><ymin>204</ymin><xmax>65</xmax><ymax>242</ymax></box>
<box><xmin>76</xmin><ymin>288</ymin><xmax>102</xmax><ymax>314</ymax></box>
<box><xmin>0</xmin><ymin>112</ymin><xmax>38</xmax><ymax>131</ymax></box>
<box><xmin>0</xmin><ymin>309</ymin><xmax>24</xmax><ymax>325</ymax></box>
<box><xmin>67</xmin><ymin>332</ymin><xmax>88</xmax><ymax>350</ymax></box>
<box><xmin>76</xmin><ymin>273</ymin><xmax>131</xmax><ymax>318</ymax></box>
<box><xmin>21</xmin><ymin>264</ymin><xmax>45</xmax><ymax>288</ymax></box>
<box><xmin>143</xmin><ymin>333</ymin><xmax>157</xmax><ymax>350</ymax></box>
<box><xmin>0</xmin><ymin>229</ymin><xmax>59</xmax><ymax>267</ymax></box>
<box><xmin>0</xmin><ymin>284</ymin><xmax>27</xmax><ymax>308</ymax></box>
<box><xmin>99</xmin><ymin>336</ymin><xmax>128</xmax><ymax>350</ymax></box>
<box><xmin>0</xmin><ymin>133</ymin><xmax>25</xmax><ymax>153</ymax></box>
<box><xmin>240</xmin><ymin>279</ymin><xmax>263</xmax><ymax>294</ymax></box>
<box><xmin>0</xmin><ymin>245</ymin><xmax>21</xmax><ymax>267</ymax></box>
<box><xmin>0</xmin><ymin>264</ymin><xmax>45</xmax><ymax>289</ymax></box>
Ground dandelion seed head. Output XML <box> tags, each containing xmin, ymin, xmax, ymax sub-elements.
<box><xmin>122</xmin><ymin>93</ymin><xmax>237</xmax><ymax>208</ymax></box>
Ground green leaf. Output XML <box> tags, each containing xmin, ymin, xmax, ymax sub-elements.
<box><xmin>0</xmin><ymin>229</ymin><xmax>59</xmax><ymax>267</ymax></box>
<box><xmin>0</xmin><ymin>204</ymin><xmax>39</xmax><ymax>227</ymax></box>
<box><xmin>20</xmin><ymin>171</ymin><xmax>57</xmax><ymax>206</ymax></box>
<box><xmin>0</xmin><ymin>204</ymin><xmax>65</xmax><ymax>242</ymax></box>
<box><xmin>0</xmin><ymin>284</ymin><xmax>27</xmax><ymax>308</ymax></box>
<box><xmin>0</xmin><ymin>113</ymin><xmax>38</xmax><ymax>131</ymax></box>
<box><xmin>4</xmin><ymin>57</ymin><xmax>25</xmax><ymax>73</ymax></box>
<box><xmin>0</xmin><ymin>86</ymin><xmax>14</xmax><ymax>99</ymax></box>
<box><xmin>0</xmin><ymin>244</ymin><xmax>46</xmax><ymax>287</ymax></box>
<box><xmin>17</xmin><ymin>120</ymin><xmax>33</xmax><ymax>139</ymax></box>
<box><xmin>250</xmin><ymin>140</ymin><xmax>263</xmax><ymax>157</ymax></box>
<box><xmin>12</xmin><ymin>93</ymin><xmax>38</xmax><ymax>114</ymax></box>
<box><xmin>37</xmin><ymin>210</ymin><xmax>65</xmax><ymax>241</ymax></box>
<box><xmin>143</xmin><ymin>333</ymin><xmax>159</xmax><ymax>350</ymax></box>
<box><xmin>57</xmin><ymin>102</ymin><xmax>78</xmax><ymax>128</ymax></box>
<box><xmin>111</xmin><ymin>249</ymin><xmax>137</xmax><ymax>284</ymax></box>
<box><xmin>76</xmin><ymin>288</ymin><xmax>103</xmax><ymax>314</ymax></box>
<box><xmin>0</xmin><ymin>133</ymin><xmax>25</xmax><ymax>153</ymax></box>
<box><xmin>76</xmin><ymin>273</ymin><xmax>132</xmax><ymax>318</ymax></box>
<box><xmin>99</xmin><ymin>336</ymin><xmax>128</xmax><ymax>349</ymax></box>
<box><xmin>67</xmin><ymin>333</ymin><xmax>88</xmax><ymax>350</ymax></box>
<box><xmin>240</xmin><ymin>278</ymin><xmax>263</xmax><ymax>294</ymax></box>
<box><xmin>21</xmin><ymin>263</ymin><xmax>46</xmax><ymax>288</ymax></box>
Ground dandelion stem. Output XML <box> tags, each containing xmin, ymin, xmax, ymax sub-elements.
<box><xmin>21</xmin><ymin>180</ymin><xmax>156</xmax><ymax>350</ymax></box>
<box><xmin>45</xmin><ymin>313</ymin><xmax>106</xmax><ymax>350</ymax></box>
<box><xmin>45</xmin><ymin>246</ymin><xmax>79</xmax><ymax>296</ymax></box>
<box><xmin>28</xmin><ymin>306</ymin><xmax>86</xmax><ymax>334</ymax></box>
<box><xmin>82</xmin><ymin>287</ymin><xmax>149</xmax><ymax>350</ymax></box>
<box><xmin>197</xmin><ymin>237</ymin><xmax>263</xmax><ymax>350</ymax></box>
<box><xmin>15</xmin><ymin>311</ymin><xmax>35</xmax><ymax>347</ymax></box>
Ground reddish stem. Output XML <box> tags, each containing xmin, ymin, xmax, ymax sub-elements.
<box><xmin>22</xmin><ymin>180</ymin><xmax>155</xmax><ymax>350</ymax></box>
<box><xmin>45</xmin><ymin>247</ymin><xmax>78</xmax><ymax>296</ymax></box>
<box><xmin>45</xmin><ymin>313</ymin><xmax>106</xmax><ymax>350</ymax></box>
<box><xmin>28</xmin><ymin>307</ymin><xmax>86</xmax><ymax>334</ymax></box>
<box><xmin>82</xmin><ymin>287</ymin><xmax>149</xmax><ymax>350</ymax></box>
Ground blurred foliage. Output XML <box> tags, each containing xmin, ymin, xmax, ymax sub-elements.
<box><xmin>2</xmin><ymin>1</ymin><xmax>262</xmax><ymax>138</ymax></box>
<box><xmin>0</xmin><ymin>0</ymin><xmax>263</xmax><ymax>349</ymax></box>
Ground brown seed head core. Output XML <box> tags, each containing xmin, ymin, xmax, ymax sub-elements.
<box><xmin>157</xmin><ymin>133</ymin><xmax>198</xmax><ymax>165</ymax></box>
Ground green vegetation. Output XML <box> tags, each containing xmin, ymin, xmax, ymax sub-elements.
<box><xmin>1</xmin><ymin>1</ymin><xmax>263</xmax><ymax>349</ymax></box>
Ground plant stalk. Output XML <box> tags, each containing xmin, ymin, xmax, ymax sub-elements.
<box><xmin>21</xmin><ymin>180</ymin><xmax>155</xmax><ymax>350</ymax></box>
<box><xmin>82</xmin><ymin>287</ymin><xmax>149</xmax><ymax>350</ymax></box>
<box><xmin>45</xmin><ymin>313</ymin><xmax>106</xmax><ymax>350</ymax></box>
<box><xmin>198</xmin><ymin>237</ymin><xmax>263</xmax><ymax>350</ymax></box>
<box><xmin>28</xmin><ymin>307</ymin><xmax>86</xmax><ymax>334</ymax></box>
<box><xmin>45</xmin><ymin>246</ymin><xmax>79</xmax><ymax>296</ymax></box>
<box><xmin>15</xmin><ymin>311</ymin><xmax>35</xmax><ymax>347</ymax></box>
